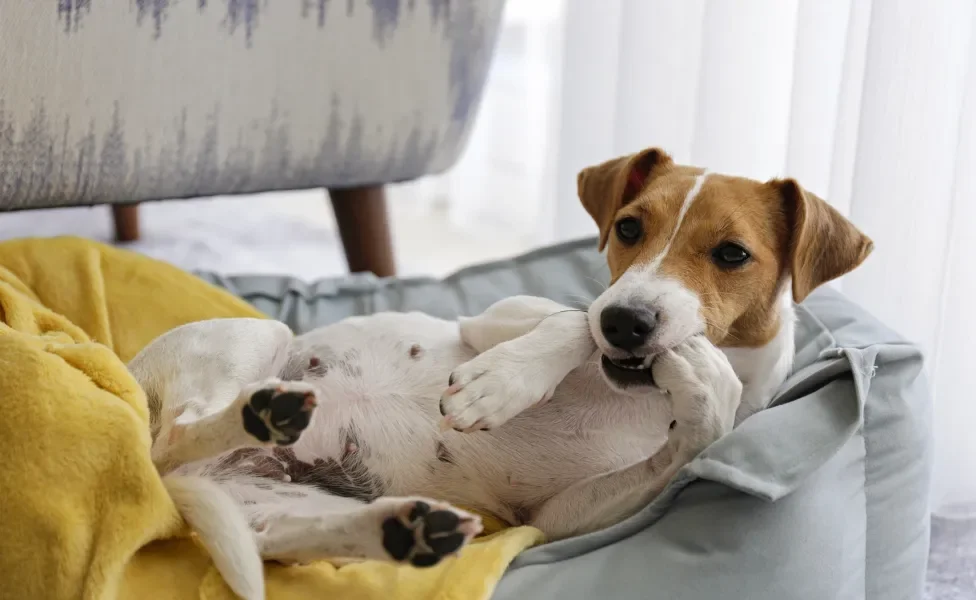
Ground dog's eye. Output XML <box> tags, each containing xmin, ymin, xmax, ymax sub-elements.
<box><xmin>711</xmin><ymin>242</ymin><xmax>751</xmax><ymax>269</ymax></box>
<box><xmin>615</xmin><ymin>217</ymin><xmax>643</xmax><ymax>244</ymax></box>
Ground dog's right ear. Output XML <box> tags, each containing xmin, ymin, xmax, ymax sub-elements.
<box><xmin>771</xmin><ymin>178</ymin><xmax>874</xmax><ymax>302</ymax></box>
<box><xmin>577</xmin><ymin>147</ymin><xmax>672</xmax><ymax>250</ymax></box>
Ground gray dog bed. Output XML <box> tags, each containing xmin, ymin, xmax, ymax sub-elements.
<box><xmin>198</xmin><ymin>238</ymin><xmax>932</xmax><ymax>600</ymax></box>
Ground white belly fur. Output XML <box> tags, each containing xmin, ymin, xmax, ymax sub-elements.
<box><xmin>278</xmin><ymin>311</ymin><xmax>671</xmax><ymax>524</ymax></box>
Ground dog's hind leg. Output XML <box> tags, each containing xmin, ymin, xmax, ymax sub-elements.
<box><xmin>152</xmin><ymin>378</ymin><xmax>318</xmax><ymax>473</ymax></box>
<box><xmin>127</xmin><ymin>318</ymin><xmax>304</xmax><ymax>471</ymax></box>
<box><xmin>214</xmin><ymin>477</ymin><xmax>483</xmax><ymax>567</ymax></box>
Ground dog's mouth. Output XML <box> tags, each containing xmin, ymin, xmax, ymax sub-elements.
<box><xmin>600</xmin><ymin>354</ymin><xmax>655</xmax><ymax>388</ymax></box>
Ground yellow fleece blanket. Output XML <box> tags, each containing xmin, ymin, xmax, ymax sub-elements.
<box><xmin>0</xmin><ymin>236</ymin><xmax>543</xmax><ymax>600</ymax></box>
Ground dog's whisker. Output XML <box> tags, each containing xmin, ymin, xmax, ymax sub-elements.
<box><xmin>583</xmin><ymin>272</ymin><xmax>610</xmax><ymax>292</ymax></box>
<box><xmin>563</xmin><ymin>294</ymin><xmax>594</xmax><ymax>310</ymax></box>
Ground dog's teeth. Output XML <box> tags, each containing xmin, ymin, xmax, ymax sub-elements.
<box><xmin>611</xmin><ymin>361</ymin><xmax>644</xmax><ymax>370</ymax></box>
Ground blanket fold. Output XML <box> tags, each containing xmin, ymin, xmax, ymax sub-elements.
<box><xmin>0</xmin><ymin>236</ymin><xmax>541</xmax><ymax>600</ymax></box>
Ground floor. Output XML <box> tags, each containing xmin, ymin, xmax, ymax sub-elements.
<box><xmin>0</xmin><ymin>195</ymin><xmax>973</xmax><ymax>599</ymax></box>
<box><xmin>929</xmin><ymin>517</ymin><xmax>976</xmax><ymax>599</ymax></box>
<box><xmin>0</xmin><ymin>186</ymin><xmax>532</xmax><ymax>281</ymax></box>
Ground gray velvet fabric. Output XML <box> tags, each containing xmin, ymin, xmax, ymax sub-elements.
<box><xmin>0</xmin><ymin>1</ymin><xmax>504</xmax><ymax>210</ymax></box>
<box><xmin>199</xmin><ymin>237</ymin><xmax>933</xmax><ymax>600</ymax></box>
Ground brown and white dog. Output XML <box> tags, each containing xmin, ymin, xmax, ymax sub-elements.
<box><xmin>132</xmin><ymin>148</ymin><xmax>873</xmax><ymax>600</ymax></box>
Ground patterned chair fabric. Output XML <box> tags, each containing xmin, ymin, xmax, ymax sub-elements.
<box><xmin>0</xmin><ymin>1</ymin><xmax>504</xmax><ymax>210</ymax></box>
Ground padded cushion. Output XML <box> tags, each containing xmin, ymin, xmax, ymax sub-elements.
<box><xmin>199</xmin><ymin>238</ymin><xmax>933</xmax><ymax>600</ymax></box>
<box><xmin>1</xmin><ymin>3</ymin><xmax>505</xmax><ymax>209</ymax></box>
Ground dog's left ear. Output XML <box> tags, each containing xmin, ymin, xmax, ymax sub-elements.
<box><xmin>772</xmin><ymin>179</ymin><xmax>874</xmax><ymax>302</ymax></box>
<box><xmin>578</xmin><ymin>147</ymin><xmax>672</xmax><ymax>250</ymax></box>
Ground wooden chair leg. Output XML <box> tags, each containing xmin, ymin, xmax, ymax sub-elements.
<box><xmin>112</xmin><ymin>204</ymin><xmax>140</xmax><ymax>242</ymax></box>
<box><xmin>327</xmin><ymin>185</ymin><xmax>396</xmax><ymax>277</ymax></box>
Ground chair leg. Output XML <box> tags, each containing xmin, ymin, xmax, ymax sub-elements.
<box><xmin>112</xmin><ymin>204</ymin><xmax>140</xmax><ymax>242</ymax></box>
<box><xmin>327</xmin><ymin>185</ymin><xmax>396</xmax><ymax>277</ymax></box>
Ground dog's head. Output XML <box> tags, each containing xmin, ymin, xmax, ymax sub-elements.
<box><xmin>580</xmin><ymin>147</ymin><xmax>873</xmax><ymax>390</ymax></box>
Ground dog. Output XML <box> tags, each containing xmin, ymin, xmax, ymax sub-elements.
<box><xmin>131</xmin><ymin>147</ymin><xmax>873</xmax><ymax>600</ymax></box>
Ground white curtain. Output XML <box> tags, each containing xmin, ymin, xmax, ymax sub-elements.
<box><xmin>394</xmin><ymin>0</ymin><xmax>565</xmax><ymax>242</ymax></box>
<box><xmin>545</xmin><ymin>0</ymin><xmax>976</xmax><ymax>517</ymax></box>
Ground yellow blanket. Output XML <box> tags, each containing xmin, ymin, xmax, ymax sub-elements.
<box><xmin>0</xmin><ymin>236</ymin><xmax>543</xmax><ymax>600</ymax></box>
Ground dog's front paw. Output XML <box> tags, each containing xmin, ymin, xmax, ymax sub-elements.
<box><xmin>651</xmin><ymin>337</ymin><xmax>741</xmax><ymax>452</ymax></box>
<box><xmin>439</xmin><ymin>350</ymin><xmax>553</xmax><ymax>432</ymax></box>
<box><xmin>241</xmin><ymin>380</ymin><xmax>318</xmax><ymax>445</ymax></box>
<box><xmin>380</xmin><ymin>499</ymin><xmax>482</xmax><ymax>567</ymax></box>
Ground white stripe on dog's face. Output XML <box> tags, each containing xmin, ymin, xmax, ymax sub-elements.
<box><xmin>646</xmin><ymin>171</ymin><xmax>708</xmax><ymax>271</ymax></box>
<box><xmin>588</xmin><ymin>173</ymin><xmax>708</xmax><ymax>375</ymax></box>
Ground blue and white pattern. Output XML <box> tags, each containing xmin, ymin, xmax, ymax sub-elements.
<box><xmin>0</xmin><ymin>1</ymin><xmax>503</xmax><ymax>209</ymax></box>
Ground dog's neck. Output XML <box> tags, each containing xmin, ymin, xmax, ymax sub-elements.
<box><xmin>720</xmin><ymin>291</ymin><xmax>796</xmax><ymax>419</ymax></box>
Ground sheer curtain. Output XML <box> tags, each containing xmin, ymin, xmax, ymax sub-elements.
<box><xmin>546</xmin><ymin>0</ymin><xmax>976</xmax><ymax>517</ymax></box>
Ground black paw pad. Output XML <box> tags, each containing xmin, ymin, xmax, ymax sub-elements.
<box><xmin>249</xmin><ymin>388</ymin><xmax>274</xmax><ymax>412</ymax></box>
<box><xmin>269</xmin><ymin>392</ymin><xmax>312</xmax><ymax>444</ymax></box>
<box><xmin>243</xmin><ymin>386</ymin><xmax>316</xmax><ymax>445</ymax></box>
<box><xmin>381</xmin><ymin>502</ymin><xmax>471</xmax><ymax>567</ymax></box>
<box><xmin>411</xmin><ymin>553</ymin><xmax>442</xmax><ymax>567</ymax></box>
<box><xmin>408</xmin><ymin>501</ymin><xmax>431</xmax><ymax>522</ymax></box>
<box><xmin>242</xmin><ymin>403</ymin><xmax>272</xmax><ymax>442</ymax></box>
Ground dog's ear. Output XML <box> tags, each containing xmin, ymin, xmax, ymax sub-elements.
<box><xmin>772</xmin><ymin>178</ymin><xmax>874</xmax><ymax>302</ymax></box>
<box><xmin>577</xmin><ymin>148</ymin><xmax>672</xmax><ymax>250</ymax></box>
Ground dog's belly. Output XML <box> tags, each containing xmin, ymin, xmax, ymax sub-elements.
<box><xmin>429</xmin><ymin>367</ymin><xmax>671</xmax><ymax>524</ymax></box>
<box><xmin>270</xmin><ymin>311</ymin><xmax>671</xmax><ymax>524</ymax></box>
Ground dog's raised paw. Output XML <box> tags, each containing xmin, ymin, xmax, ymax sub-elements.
<box><xmin>242</xmin><ymin>382</ymin><xmax>318</xmax><ymax>445</ymax></box>
<box><xmin>381</xmin><ymin>500</ymin><xmax>482</xmax><ymax>567</ymax></box>
<box><xmin>440</xmin><ymin>353</ymin><xmax>548</xmax><ymax>433</ymax></box>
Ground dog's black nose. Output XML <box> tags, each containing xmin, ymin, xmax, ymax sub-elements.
<box><xmin>600</xmin><ymin>305</ymin><xmax>656</xmax><ymax>351</ymax></box>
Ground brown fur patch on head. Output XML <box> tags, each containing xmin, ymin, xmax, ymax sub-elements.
<box><xmin>577</xmin><ymin>147</ymin><xmax>674</xmax><ymax>250</ymax></box>
<box><xmin>656</xmin><ymin>175</ymin><xmax>792</xmax><ymax>346</ymax></box>
<box><xmin>578</xmin><ymin>147</ymin><xmax>873</xmax><ymax>348</ymax></box>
